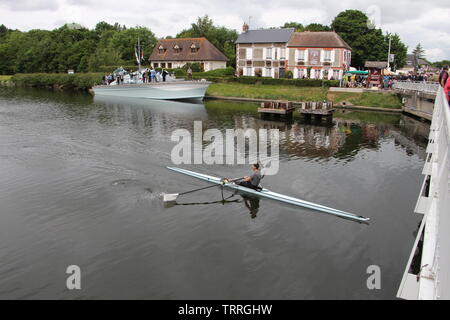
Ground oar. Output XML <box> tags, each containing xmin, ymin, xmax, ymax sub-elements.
<box><xmin>163</xmin><ymin>177</ymin><xmax>245</xmax><ymax>202</ymax></box>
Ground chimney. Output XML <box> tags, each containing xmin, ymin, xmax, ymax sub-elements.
<box><xmin>242</xmin><ymin>23</ymin><xmax>249</xmax><ymax>33</ymax></box>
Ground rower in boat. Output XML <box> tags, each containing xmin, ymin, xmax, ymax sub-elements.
<box><xmin>165</xmin><ymin>167</ymin><xmax>370</xmax><ymax>222</ymax></box>
<box><xmin>225</xmin><ymin>163</ymin><xmax>262</xmax><ymax>190</ymax></box>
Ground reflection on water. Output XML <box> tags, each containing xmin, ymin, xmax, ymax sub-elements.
<box><xmin>0</xmin><ymin>87</ymin><xmax>428</xmax><ymax>299</ymax></box>
<box><xmin>242</xmin><ymin>195</ymin><xmax>261</xmax><ymax>219</ymax></box>
<box><xmin>94</xmin><ymin>95</ymin><xmax>208</xmax><ymax>119</ymax></box>
<box><xmin>204</xmin><ymin>100</ymin><xmax>428</xmax><ymax>162</ymax></box>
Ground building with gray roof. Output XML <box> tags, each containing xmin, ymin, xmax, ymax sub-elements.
<box><xmin>235</xmin><ymin>26</ymin><xmax>294</xmax><ymax>78</ymax></box>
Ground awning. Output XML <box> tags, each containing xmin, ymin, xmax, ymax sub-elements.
<box><xmin>345</xmin><ymin>70</ymin><xmax>368</xmax><ymax>75</ymax></box>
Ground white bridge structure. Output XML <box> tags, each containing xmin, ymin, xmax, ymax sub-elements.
<box><xmin>393</xmin><ymin>81</ymin><xmax>440</xmax><ymax>121</ymax></box>
<box><xmin>393</xmin><ymin>81</ymin><xmax>440</xmax><ymax>95</ymax></box>
<box><xmin>397</xmin><ymin>87</ymin><xmax>450</xmax><ymax>300</ymax></box>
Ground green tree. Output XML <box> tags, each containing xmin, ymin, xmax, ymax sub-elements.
<box><xmin>304</xmin><ymin>23</ymin><xmax>331</xmax><ymax>31</ymax></box>
<box><xmin>0</xmin><ymin>22</ymin><xmax>157</xmax><ymax>74</ymax></box>
<box><xmin>108</xmin><ymin>27</ymin><xmax>156</xmax><ymax>63</ymax></box>
<box><xmin>384</xmin><ymin>33</ymin><xmax>407</xmax><ymax>69</ymax></box>
<box><xmin>88</xmin><ymin>47</ymin><xmax>124</xmax><ymax>71</ymax></box>
<box><xmin>433</xmin><ymin>60</ymin><xmax>450</xmax><ymax>68</ymax></box>
<box><xmin>95</xmin><ymin>21</ymin><xmax>124</xmax><ymax>34</ymax></box>
<box><xmin>332</xmin><ymin>10</ymin><xmax>389</xmax><ymax>68</ymax></box>
<box><xmin>0</xmin><ymin>24</ymin><xmax>9</xmax><ymax>38</ymax></box>
<box><xmin>282</xmin><ymin>22</ymin><xmax>304</xmax><ymax>32</ymax></box>
<box><xmin>413</xmin><ymin>43</ymin><xmax>425</xmax><ymax>60</ymax></box>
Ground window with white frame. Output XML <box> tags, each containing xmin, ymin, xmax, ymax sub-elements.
<box><xmin>315</xmin><ymin>69</ymin><xmax>321</xmax><ymax>79</ymax></box>
<box><xmin>333</xmin><ymin>70</ymin><xmax>340</xmax><ymax>80</ymax></box>
<box><xmin>298</xmin><ymin>50</ymin><xmax>305</xmax><ymax>61</ymax></box>
<box><xmin>298</xmin><ymin>69</ymin><xmax>304</xmax><ymax>78</ymax></box>
<box><xmin>265</xmin><ymin>68</ymin><xmax>271</xmax><ymax>77</ymax></box>
<box><xmin>324</xmin><ymin>50</ymin><xmax>332</xmax><ymax>62</ymax></box>
<box><xmin>280</xmin><ymin>48</ymin><xmax>286</xmax><ymax>59</ymax></box>
<box><xmin>266</xmin><ymin>48</ymin><xmax>272</xmax><ymax>59</ymax></box>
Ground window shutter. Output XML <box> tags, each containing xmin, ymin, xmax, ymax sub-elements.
<box><xmin>246</xmin><ymin>48</ymin><xmax>253</xmax><ymax>60</ymax></box>
<box><xmin>263</xmin><ymin>48</ymin><xmax>267</xmax><ymax>60</ymax></box>
<box><xmin>304</xmin><ymin>50</ymin><xmax>308</xmax><ymax>63</ymax></box>
<box><xmin>330</xmin><ymin>50</ymin><xmax>335</xmax><ymax>63</ymax></box>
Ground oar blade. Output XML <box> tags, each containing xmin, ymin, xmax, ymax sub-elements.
<box><xmin>163</xmin><ymin>193</ymin><xmax>179</xmax><ymax>202</ymax></box>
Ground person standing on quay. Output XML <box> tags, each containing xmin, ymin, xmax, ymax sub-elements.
<box><xmin>162</xmin><ymin>69</ymin><xmax>168</xmax><ymax>82</ymax></box>
<box><xmin>143</xmin><ymin>70</ymin><xmax>147</xmax><ymax>83</ymax></box>
<box><xmin>444</xmin><ymin>73</ymin><xmax>450</xmax><ymax>103</ymax></box>
<box><xmin>439</xmin><ymin>65</ymin><xmax>449</xmax><ymax>88</ymax></box>
<box><xmin>150</xmin><ymin>68</ymin><xmax>156</xmax><ymax>83</ymax></box>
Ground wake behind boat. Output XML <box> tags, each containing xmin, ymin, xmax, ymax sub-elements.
<box><xmin>164</xmin><ymin>167</ymin><xmax>370</xmax><ymax>223</ymax></box>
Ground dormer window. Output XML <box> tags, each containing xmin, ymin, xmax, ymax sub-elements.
<box><xmin>190</xmin><ymin>43</ymin><xmax>199</xmax><ymax>53</ymax></box>
<box><xmin>158</xmin><ymin>45</ymin><xmax>166</xmax><ymax>54</ymax></box>
<box><xmin>174</xmin><ymin>44</ymin><xmax>181</xmax><ymax>54</ymax></box>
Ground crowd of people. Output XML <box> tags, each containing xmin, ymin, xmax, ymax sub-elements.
<box><xmin>343</xmin><ymin>74</ymin><xmax>368</xmax><ymax>88</ymax></box>
<box><xmin>343</xmin><ymin>72</ymin><xmax>439</xmax><ymax>90</ymax></box>
<box><xmin>101</xmin><ymin>68</ymin><xmax>171</xmax><ymax>85</ymax></box>
<box><xmin>102</xmin><ymin>74</ymin><xmax>121</xmax><ymax>85</ymax></box>
<box><xmin>396</xmin><ymin>74</ymin><xmax>431</xmax><ymax>82</ymax></box>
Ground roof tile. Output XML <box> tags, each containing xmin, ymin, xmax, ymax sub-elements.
<box><xmin>149</xmin><ymin>37</ymin><xmax>228</xmax><ymax>62</ymax></box>
<box><xmin>235</xmin><ymin>28</ymin><xmax>294</xmax><ymax>44</ymax></box>
<box><xmin>288</xmin><ymin>31</ymin><xmax>352</xmax><ymax>50</ymax></box>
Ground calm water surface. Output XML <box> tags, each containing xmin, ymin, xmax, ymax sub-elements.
<box><xmin>0</xmin><ymin>87</ymin><xmax>427</xmax><ymax>299</ymax></box>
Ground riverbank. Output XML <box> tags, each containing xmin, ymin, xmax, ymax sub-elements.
<box><xmin>2</xmin><ymin>73</ymin><xmax>402</xmax><ymax>110</ymax></box>
<box><xmin>206</xmin><ymin>83</ymin><xmax>403</xmax><ymax>110</ymax></box>
<box><xmin>9</xmin><ymin>73</ymin><xmax>103</xmax><ymax>90</ymax></box>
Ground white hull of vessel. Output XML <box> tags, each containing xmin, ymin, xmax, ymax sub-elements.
<box><xmin>92</xmin><ymin>81</ymin><xmax>210</xmax><ymax>100</ymax></box>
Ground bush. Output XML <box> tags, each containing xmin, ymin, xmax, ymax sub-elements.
<box><xmin>285</xmin><ymin>71</ymin><xmax>293</xmax><ymax>79</ymax></box>
<box><xmin>232</xmin><ymin>76</ymin><xmax>339</xmax><ymax>87</ymax></box>
<box><xmin>182</xmin><ymin>63</ymin><xmax>203</xmax><ymax>72</ymax></box>
<box><xmin>11</xmin><ymin>73</ymin><xmax>104</xmax><ymax>90</ymax></box>
<box><xmin>173</xmin><ymin>68</ymin><xmax>186</xmax><ymax>77</ymax></box>
<box><xmin>190</xmin><ymin>75</ymin><xmax>339</xmax><ymax>87</ymax></box>
<box><xmin>193</xmin><ymin>67</ymin><xmax>235</xmax><ymax>78</ymax></box>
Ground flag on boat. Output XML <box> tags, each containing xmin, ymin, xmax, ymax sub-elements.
<box><xmin>134</xmin><ymin>44</ymin><xmax>140</xmax><ymax>65</ymax></box>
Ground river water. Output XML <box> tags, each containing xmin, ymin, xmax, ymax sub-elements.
<box><xmin>0</xmin><ymin>87</ymin><xmax>428</xmax><ymax>299</ymax></box>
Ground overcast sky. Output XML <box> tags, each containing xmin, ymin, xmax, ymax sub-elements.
<box><xmin>1</xmin><ymin>0</ymin><xmax>449</xmax><ymax>61</ymax></box>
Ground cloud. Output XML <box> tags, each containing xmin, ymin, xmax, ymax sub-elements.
<box><xmin>0</xmin><ymin>0</ymin><xmax>448</xmax><ymax>61</ymax></box>
<box><xmin>0</xmin><ymin>0</ymin><xmax>59</xmax><ymax>11</ymax></box>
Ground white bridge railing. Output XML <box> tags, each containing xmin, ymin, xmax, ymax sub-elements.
<box><xmin>397</xmin><ymin>87</ymin><xmax>450</xmax><ymax>300</ymax></box>
<box><xmin>393</xmin><ymin>81</ymin><xmax>440</xmax><ymax>95</ymax></box>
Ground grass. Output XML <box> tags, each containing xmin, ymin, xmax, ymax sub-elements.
<box><xmin>328</xmin><ymin>91</ymin><xmax>402</xmax><ymax>109</ymax></box>
<box><xmin>206</xmin><ymin>83</ymin><xmax>328</xmax><ymax>101</ymax></box>
<box><xmin>207</xmin><ymin>83</ymin><xmax>403</xmax><ymax>110</ymax></box>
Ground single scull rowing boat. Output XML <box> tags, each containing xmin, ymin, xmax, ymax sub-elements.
<box><xmin>166</xmin><ymin>167</ymin><xmax>370</xmax><ymax>223</ymax></box>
